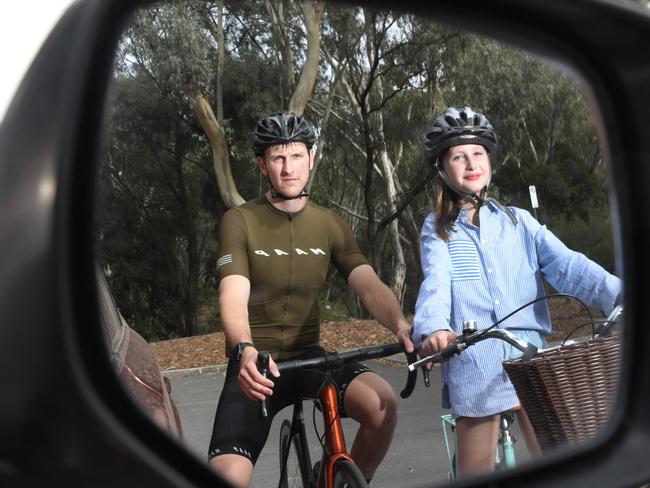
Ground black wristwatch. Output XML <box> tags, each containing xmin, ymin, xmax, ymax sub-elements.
<box><xmin>233</xmin><ymin>341</ymin><xmax>254</xmax><ymax>361</ymax></box>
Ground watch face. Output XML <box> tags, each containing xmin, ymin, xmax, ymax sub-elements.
<box><xmin>235</xmin><ymin>342</ymin><xmax>252</xmax><ymax>359</ymax></box>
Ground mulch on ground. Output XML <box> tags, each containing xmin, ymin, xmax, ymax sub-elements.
<box><xmin>150</xmin><ymin>298</ymin><xmax>602</xmax><ymax>371</ymax></box>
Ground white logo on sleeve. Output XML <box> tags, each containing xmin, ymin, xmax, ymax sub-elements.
<box><xmin>216</xmin><ymin>254</ymin><xmax>232</xmax><ymax>269</ymax></box>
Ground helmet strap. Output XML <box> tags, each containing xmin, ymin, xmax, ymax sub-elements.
<box><xmin>438</xmin><ymin>169</ymin><xmax>487</xmax><ymax>207</ymax></box>
<box><xmin>438</xmin><ymin>169</ymin><xmax>517</xmax><ymax>225</ymax></box>
<box><xmin>269</xmin><ymin>186</ymin><xmax>310</xmax><ymax>200</ymax></box>
<box><xmin>266</xmin><ymin>173</ymin><xmax>310</xmax><ymax>201</ymax></box>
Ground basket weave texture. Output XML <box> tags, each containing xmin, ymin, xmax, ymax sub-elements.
<box><xmin>503</xmin><ymin>335</ymin><xmax>620</xmax><ymax>451</ymax></box>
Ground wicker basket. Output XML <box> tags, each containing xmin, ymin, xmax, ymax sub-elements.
<box><xmin>502</xmin><ymin>335</ymin><xmax>620</xmax><ymax>451</ymax></box>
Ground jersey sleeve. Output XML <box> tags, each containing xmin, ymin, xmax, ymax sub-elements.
<box><xmin>216</xmin><ymin>208</ymin><xmax>250</xmax><ymax>281</ymax></box>
<box><xmin>328</xmin><ymin>211</ymin><xmax>369</xmax><ymax>280</ymax></box>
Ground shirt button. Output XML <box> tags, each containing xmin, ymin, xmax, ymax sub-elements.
<box><xmin>495</xmin><ymin>299</ymin><xmax>500</xmax><ymax>305</ymax></box>
<box><xmin>487</xmin><ymin>268</ymin><xmax>493</xmax><ymax>273</ymax></box>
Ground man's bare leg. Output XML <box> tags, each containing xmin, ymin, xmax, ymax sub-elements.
<box><xmin>209</xmin><ymin>454</ymin><xmax>254</xmax><ymax>488</ymax></box>
<box><xmin>344</xmin><ymin>372</ymin><xmax>398</xmax><ymax>481</ymax></box>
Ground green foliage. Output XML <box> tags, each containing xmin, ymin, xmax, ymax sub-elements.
<box><xmin>546</xmin><ymin>206</ymin><xmax>616</xmax><ymax>273</ymax></box>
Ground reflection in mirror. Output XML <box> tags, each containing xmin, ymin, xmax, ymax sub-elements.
<box><xmin>95</xmin><ymin>1</ymin><xmax>622</xmax><ymax>485</ymax></box>
<box><xmin>95</xmin><ymin>265</ymin><xmax>184</xmax><ymax>439</ymax></box>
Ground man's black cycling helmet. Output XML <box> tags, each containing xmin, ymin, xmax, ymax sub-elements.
<box><xmin>423</xmin><ymin>106</ymin><xmax>497</xmax><ymax>167</ymax></box>
<box><xmin>252</xmin><ymin>112</ymin><xmax>316</xmax><ymax>157</ymax></box>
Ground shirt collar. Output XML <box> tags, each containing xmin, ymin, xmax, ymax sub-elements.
<box><xmin>458</xmin><ymin>199</ymin><xmax>503</xmax><ymax>223</ymax></box>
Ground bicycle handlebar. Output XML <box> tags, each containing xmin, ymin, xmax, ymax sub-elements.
<box><xmin>408</xmin><ymin>302</ymin><xmax>624</xmax><ymax>373</ymax></box>
<box><xmin>408</xmin><ymin>328</ymin><xmax>539</xmax><ymax>372</ymax></box>
<box><xmin>257</xmin><ymin>343</ymin><xmax>419</xmax><ymax>418</ymax></box>
<box><xmin>594</xmin><ymin>304</ymin><xmax>623</xmax><ymax>338</ymax></box>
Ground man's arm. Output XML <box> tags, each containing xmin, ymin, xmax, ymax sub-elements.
<box><xmin>219</xmin><ymin>275</ymin><xmax>279</xmax><ymax>401</ymax></box>
<box><xmin>347</xmin><ymin>264</ymin><xmax>414</xmax><ymax>353</ymax></box>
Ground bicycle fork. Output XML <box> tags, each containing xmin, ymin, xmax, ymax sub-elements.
<box><xmin>288</xmin><ymin>402</ymin><xmax>316</xmax><ymax>486</ymax></box>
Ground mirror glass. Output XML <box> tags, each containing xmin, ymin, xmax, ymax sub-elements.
<box><xmin>95</xmin><ymin>1</ymin><xmax>623</xmax><ymax>485</ymax></box>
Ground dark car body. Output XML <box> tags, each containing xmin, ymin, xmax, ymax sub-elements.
<box><xmin>97</xmin><ymin>267</ymin><xmax>183</xmax><ymax>439</ymax></box>
<box><xmin>0</xmin><ymin>0</ymin><xmax>649</xmax><ymax>487</ymax></box>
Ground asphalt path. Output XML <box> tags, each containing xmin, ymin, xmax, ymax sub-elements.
<box><xmin>169</xmin><ymin>360</ymin><xmax>530</xmax><ymax>487</ymax></box>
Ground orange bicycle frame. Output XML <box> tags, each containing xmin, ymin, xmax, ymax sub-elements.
<box><xmin>317</xmin><ymin>383</ymin><xmax>356</xmax><ymax>487</ymax></box>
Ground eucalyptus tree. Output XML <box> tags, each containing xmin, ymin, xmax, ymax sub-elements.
<box><xmin>196</xmin><ymin>0</ymin><xmax>325</xmax><ymax>210</ymax></box>
<box><xmin>315</xmin><ymin>7</ymin><xmax>459</xmax><ymax>303</ymax></box>
<box><xmin>99</xmin><ymin>1</ymin><xmax>614</xmax><ymax>337</ymax></box>
<box><xmin>99</xmin><ymin>3</ymin><xmax>221</xmax><ymax>339</ymax></box>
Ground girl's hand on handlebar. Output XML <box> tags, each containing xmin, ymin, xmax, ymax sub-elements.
<box><xmin>237</xmin><ymin>348</ymin><xmax>280</xmax><ymax>402</ymax></box>
<box><xmin>420</xmin><ymin>331</ymin><xmax>459</xmax><ymax>369</ymax></box>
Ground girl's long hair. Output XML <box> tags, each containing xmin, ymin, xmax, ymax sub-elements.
<box><xmin>433</xmin><ymin>175</ymin><xmax>461</xmax><ymax>242</ymax></box>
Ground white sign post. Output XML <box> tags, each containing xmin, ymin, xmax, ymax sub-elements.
<box><xmin>529</xmin><ymin>185</ymin><xmax>539</xmax><ymax>220</ymax></box>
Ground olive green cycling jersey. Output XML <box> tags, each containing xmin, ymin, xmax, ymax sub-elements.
<box><xmin>216</xmin><ymin>196</ymin><xmax>368</xmax><ymax>359</ymax></box>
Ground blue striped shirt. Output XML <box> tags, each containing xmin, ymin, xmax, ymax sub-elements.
<box><xmin>413</xmin><ymin>202</ymin><xmax>622</xmax><ymax>416</ymax></box>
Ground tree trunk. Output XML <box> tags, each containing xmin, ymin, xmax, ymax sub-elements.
<box><xmin>198</xmin><ymin>3</ymin><xmax>323</xmax><ymax>210</ymax></box>
<box><xmin>266</xmin><ymin>0</ymin><xmax>295</xmax><ymax>107</ymax></box>
<box><xmin>195</xmin><ymin>95</ymin><xmax>245</xmax><ymax>208</ymax></box>
<box><xmin>378</xmin><ymin>149</ymin><xmax>407</xmax><ymax>301</ymax></box>
<box><xmin>215</xmin><ymin>0</ymin><xmax>225</xmax><ymax>123</ymax></box>
<box><xmin>288</xmin><ymin>1</ymin><xmax>324</xmax><ymax>114</ymax></box>
<box><xmin>307</xmin><ymin>55</ymin><xmax>346</xmax><ymax>191</ymax></box>
<box><xmin>177</xmin><ymin>176</ymin><xmax>199</xmax><ymax>337</ymax></box>
<box><xmin>364</xmin><ymin>16</ymin><xmax>407</xmax><ymax>301</ymax></box>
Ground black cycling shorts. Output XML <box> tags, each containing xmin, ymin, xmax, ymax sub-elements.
<box><xmin>208</xmin><ymin>346</ymin><xmax>372</xmax><ymax>463</ymax></box>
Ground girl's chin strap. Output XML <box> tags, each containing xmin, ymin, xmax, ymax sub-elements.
<box><xmin>439</xmin><ymin>169</ymin><xmax>518</xmax><ymax>225</ymax></box>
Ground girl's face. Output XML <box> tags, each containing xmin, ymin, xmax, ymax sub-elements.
<box><xmin>441</xmin><ymin>143</ymin><xmax>491</xmax><ymax>195</ymax></box>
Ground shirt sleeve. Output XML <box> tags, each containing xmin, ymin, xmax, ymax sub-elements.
<box><xmin>521</xmin><ymin>209</ymin><xmax>623</xmax><ymax>314</ymax></box>
<box><xmin>413</xmin><ymin>212</ymin><xmax>453</xmax><ymax>347</ymax></box>
<box><xmin>216</xmin><ymin>208</ymin><xmax>250</xmax><ymax>282</ymax></box>
<box><xmin>328</xmin><ymin>211</ymin><xmax>369</xmax><ymax>280</ymax></box>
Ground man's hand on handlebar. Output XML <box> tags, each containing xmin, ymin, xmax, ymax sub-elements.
<box><xmin>396</xmin><ymin>327</ymin><xmax>415</xmax><ymax>354</ymax></box>
<box><xmin>237</xmin><ymin>347</ymin><xmax>280</xmax><ymax>402</ymax></box>
<box><xmin>420</xmin><ymin>330</ymin><xmax>459</xmax><ymax>369</ymax></box>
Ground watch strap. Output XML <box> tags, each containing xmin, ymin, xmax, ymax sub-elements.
<box><xmin>234</xmin><ymin>341</ymin><xmax>254</xmax><ymax>361</ymax></box>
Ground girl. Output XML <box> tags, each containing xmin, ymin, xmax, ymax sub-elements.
<box><xmin>413</xmin><ymin>106</ymin><xmax>622</xmax><ymax>477</ymax></box>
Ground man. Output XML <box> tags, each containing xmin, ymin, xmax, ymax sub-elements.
<box><xmin>208</xmin><ymin>112</ymin><xmax>413</xmax><ymax>487</ymax></box>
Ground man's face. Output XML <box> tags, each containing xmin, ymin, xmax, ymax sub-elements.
<box><xmin>258</xmin><ymin>142</ymin><xmax>314</xmax><ymax>198</ymax></box>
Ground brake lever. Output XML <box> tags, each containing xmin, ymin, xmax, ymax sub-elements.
<box><xmin>400</xmin><ymin>350</ymin><xmax>419</xmax><ymax>398</ymax></box>
<box><xmin>422</xmin><ymin>368</ymin><xmax>430</xmax><ymax>388</ymax></box>
<box><xmin>408</xmin><ymin>338</ymin><xmax>464</xmax><ymax>371</ymax></box>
